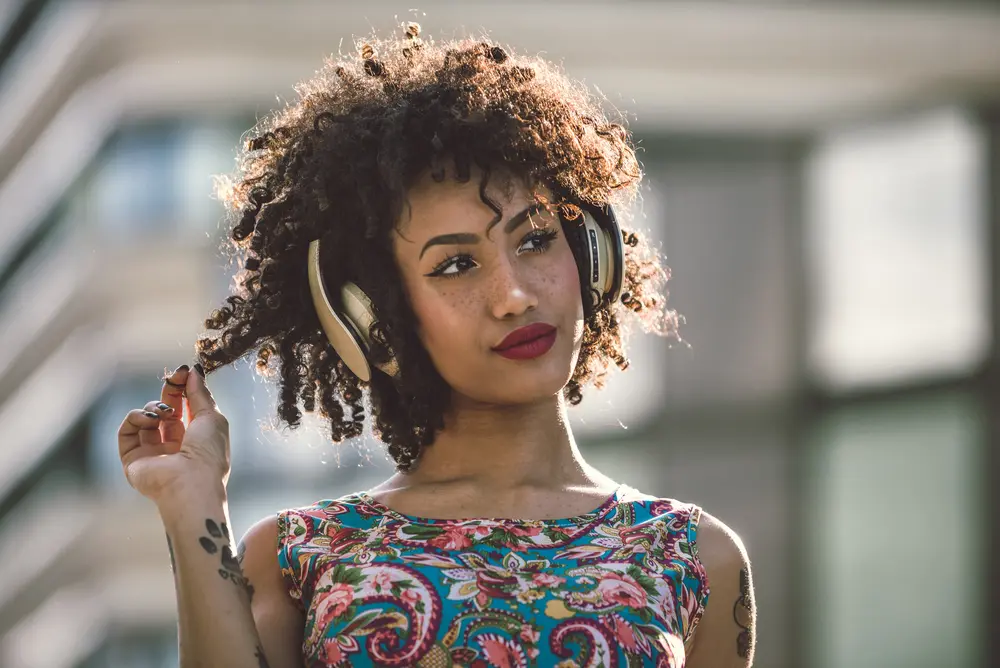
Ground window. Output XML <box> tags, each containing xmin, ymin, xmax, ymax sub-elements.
<box><xmin>805</xmin><ymin>108</ymin><xmax>989</xmax><ymax>391</ymax></box>
<box><xmin>803</xmin><ymin>390</ymin><xmax>985</xmax><ymax>668</ymax></box>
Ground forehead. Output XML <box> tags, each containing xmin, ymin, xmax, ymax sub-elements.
<box><xmin>395</xmin><ymin>165</ymin><xmax>544</xmax><ymax>238</ymax></box>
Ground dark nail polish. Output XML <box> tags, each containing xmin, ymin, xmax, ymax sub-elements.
<box><xmin>193</xmin><ymin>363</ymin><xmax>205</xmax><ymax>378</ymax></box>
<box><xmin>173</xmin><ymin>364</ymin><xmax>190</xmax><ymax>374</ymax></box>
<box><xmin>156</xmin><ymin>402</ymin><xmax>172</xmax><ymax>411</ymax></box>
<box><xmin>143</xmin><ymin>411</ymin><xmax>159</xmax><ymax>418</ymax></box>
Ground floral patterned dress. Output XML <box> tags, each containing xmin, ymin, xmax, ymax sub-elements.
<box><xmin>276</xmin><ymin>483</ymin><xmax>710</xmax><ymax>667</ymax></box>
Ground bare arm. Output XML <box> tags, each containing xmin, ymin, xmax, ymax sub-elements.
<box><xmin>236</xmin><ymin>514</ymin><xmax>307</xmax><ymax>668</ymax></box>
<box><xmin>121</xmin><ymin>365</ymin><xmax>304</xmax><ymax>667</ymax></box>
<box><xmin>685</xmin><ymin>511</ymin><xmax>757</xmax><ymax>668</ymax></box>
<box><xmin>159</xmin><ymin>480</ymin><xmax>273</xmax><ymax>668</ymax></box>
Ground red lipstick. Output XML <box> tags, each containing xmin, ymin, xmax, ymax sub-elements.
<box><xmin>493</xmin><ymin>323</ymin><xmax>557</xmax><ymax>360</ymax></box>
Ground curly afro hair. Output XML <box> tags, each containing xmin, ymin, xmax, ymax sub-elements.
<box><xmin>197</xmin><ymin>24</ymin><xmax>679</xmax><ymax>472</ymax></box>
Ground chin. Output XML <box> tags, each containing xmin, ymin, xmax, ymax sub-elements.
<box><xmin>457</xmin><ymin>357</ymin><xmax>576</xmax><ymax>406</ymax></box>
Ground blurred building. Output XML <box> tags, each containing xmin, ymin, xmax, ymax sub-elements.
<box><xmin>0</xmin><ymin>1</ymin><xmax>998</xmax><ymax>667</ymax></box>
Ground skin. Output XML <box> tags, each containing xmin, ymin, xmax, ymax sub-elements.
<box><xmin>366</xmin><ymin>163</ymin><xmax>621</xmax><ymax>519</ymax></box>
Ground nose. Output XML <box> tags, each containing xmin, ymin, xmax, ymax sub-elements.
<box><xmin>489</xmin><ymin>255</ymin><xmax>538</xmax><ymax>320</ymax></box>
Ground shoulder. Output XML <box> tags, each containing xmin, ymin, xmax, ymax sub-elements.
<box><xmin>237</xmin><ymin>513</ymin><xmax>283</xmax><ymax>575</ymax></box>
<box><xmin>693</xmin><ymin>509</ymin><xmax>750</xmax><ymax>570</ymax></box>
<box><xmin>686</xmin><ymin>510</ymin><xmax>757</xmax><ymax>667</ymax></box>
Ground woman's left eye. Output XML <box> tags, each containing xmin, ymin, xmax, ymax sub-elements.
<box><xmin>518</xmin><ymin>228</ymin><xmax>559</xmax><ymax>254</ymax></box>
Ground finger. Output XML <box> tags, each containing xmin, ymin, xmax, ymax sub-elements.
<box><xmin>144</xmin><ymin>399</ymin><xmax>182</xmax><ymax>452</ymax></box>
<box><xmin>143</xmin><ymin>399</ymin><xmax>175</xmax><ymax>415</ymax></box>
<box><xmin>118</xmin><ymin>408</ymin><xmax>167</xmax><ymax>461</ymax></box>
<box><xmin>185</xmin><ymin>363</ymin><xmax>218</xmax><ymax>419</ymax></box>
<box><xmin>138</xmin><ymin>410</ymin><xmax>164</xmax><ymax>448</ymax></box>
<box><xmin>160</xmin><ymin>364</ymin><xmax>190</xmax><ymax>443</ymax></box>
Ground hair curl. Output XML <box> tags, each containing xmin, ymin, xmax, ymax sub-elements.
<box><xmin>196</xmin><ymin>24</ymin><xmax>678</xmax><ymax>472</ymax></box>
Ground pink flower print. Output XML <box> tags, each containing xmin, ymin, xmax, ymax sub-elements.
<box><xmin>318</xmin><ymin>637</ymin><xmax>345</xmax><ymax>664</ymax></box>
<box><xmin>467</xmin><ymin>524</ymin><xmax>494</xmax><ymax>540</ymax></box>
<box><xmin>325</xmin><ymin>525</ymin><xmax>359</xmax><ymax>544</ymax></box>
<box><xmin>401</xmin><ymin>587</ymin><xmax>421</xmax><ymax>606</ymax></box>
<box><xmin>531</xmin><ymin>572</ymin><xmax>565</xmax><ymax>589</ymax></box>
<box><xmin>606</xmin><ymin>614</ymin><xmax>641</xmax><ymax>652</ymax></box>
<box><xmin>595</xmin><ymin>572</ymin><xmax>648</xmax><ymax>609</ymax></box>
<box><xmin>509</xmin><ymin>524</ymin><xmax>543</xmax><ymax>538</ymax></box>
<box><xmin>477</xmin><ymin>632</ymin><xmax>527</xmax><ymax>668</ymax></box>
<box><xmin>518</xmin><ymin>624</ymin><xmax>540</xmax><ymax>644</ymax></box>
<box><xmin>372</xmin><ymin>571</ymin><xmax>393</xmax><ymax>594</ymax></box>
<box><xmin>314</xmin><ymin>583</ymin><xmax>355</xmax><ymax>628</ymax></box>
<box><xmin>428</xmin><ymin>526</ymin><xmax>474</xmax><ymax>550</ymax></box>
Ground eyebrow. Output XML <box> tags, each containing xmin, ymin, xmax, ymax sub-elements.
<box><xmin>418</xmin><ymin>203</ymin><xmax>548</xmax><ymax>260</ymax></box>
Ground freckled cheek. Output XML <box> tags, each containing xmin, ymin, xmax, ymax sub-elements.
<box><xmin>410</xmin><ymin>287</ymin><xmax>482</xmax><ymax>352</ymax></box>
<box><xmin>537</xmin><ymin>254</ymin><xmax>582</xmax><ymax>315</ymax></box>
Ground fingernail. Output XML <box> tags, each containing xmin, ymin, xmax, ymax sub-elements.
<box><xmin>143</xmin><ymin>411</ymin><xmax>159</xmax><ymax>419</ymax></box>
<box><xmin>156</xmin><ymin>402</ymin><xmax>172</xmax><ymax>411</ymax></box>
<box><xmin>193</xmin><ymin>363</ymin><xmax>205</xmax><ymax>378</ymax></box>
<box><xmin>173</xmin><ymin>364</ymin><xmax>190</xmax><ymax>374</ymax></box>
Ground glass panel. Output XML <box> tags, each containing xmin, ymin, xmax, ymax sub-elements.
<box><xmin>86</xmin><ymin>119</ymin><xmax>243</xmax><ymax>241</ymax></box>
<box><xmin>89</xmin><ymin>123</ymin><xmax>181</xmax><ymax>234</ymax></box>
<box><xmin>804</xmin><ymin>390</ymin><xmax>985</xmax><ymax>668</ymax></box>
<box><xmin>805</xmin><ymin>107</ymin><xmax>989</xmax><ymax>391</ymax></box>
<box><xmin>642</xmin><ymin>152</ymin><xmax>796</xmax><ymax>410</ymax></box>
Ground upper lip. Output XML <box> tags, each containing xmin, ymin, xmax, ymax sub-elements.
<box><xmin>493</xmin><ymin>323</ymin><xmax>557</xmax><ymax>351</ymax></box>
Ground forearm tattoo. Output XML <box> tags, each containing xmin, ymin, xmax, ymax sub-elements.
<box><xmin>733</xmin><ymin>567</ymin><xmax>754</xmax><ymax>659</ymax></box>
<box><xmin>236</xmin><ymin>538</ymin><xmax>256</xmax><ymax>602</ymax></box>
<box><xmin>199</xmin><ymin>519</ymin><xmax>254</xmax><ymax>600</ymax></box>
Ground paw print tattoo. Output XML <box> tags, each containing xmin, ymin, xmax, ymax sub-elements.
<box><xmin>200</xmin><ymin>519</ymin><xmax>253</xmax><ymax>599</ymax></box>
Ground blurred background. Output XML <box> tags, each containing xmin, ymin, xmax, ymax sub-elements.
<box><xmin>0</xmin><ymin>0</ymin><xmax>997</xmax><ymax>666</ymax></box>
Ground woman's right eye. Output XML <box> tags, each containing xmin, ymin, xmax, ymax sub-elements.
<box><xmin>426</xmin><ymin>254</ymin><xmax>478</xmax><ymax>278</ymax></box>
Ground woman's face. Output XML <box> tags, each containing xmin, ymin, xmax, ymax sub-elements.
<box><xmin>393</xmin><ymin>166</ymin><xmax>585</xmax><ymax>407</ymax></box>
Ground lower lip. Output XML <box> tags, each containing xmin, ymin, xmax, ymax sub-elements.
<box><xmin>494</xmin><ymin>331</ymin><xmax>557</xmax><ymax>360</ymax></box>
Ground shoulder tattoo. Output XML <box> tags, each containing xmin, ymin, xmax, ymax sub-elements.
<box><xmin>732</xmin><ymin>567</ymin><xmax>754</xmax><ymax>658</ymax></box>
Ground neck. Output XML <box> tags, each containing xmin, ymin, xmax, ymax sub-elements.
<box><xmin>395</xmin><ymin>392</ymin><xmax>604</xmax><ymax>492</ymax></box>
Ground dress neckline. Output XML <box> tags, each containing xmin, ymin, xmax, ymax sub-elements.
<box><xmin>354</xmin><ymin>483</ymin><xmax>629</xmax><ymax>527</ymax></box>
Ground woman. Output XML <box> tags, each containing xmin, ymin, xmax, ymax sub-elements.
<box><xmin>117</xmin><ymin>24</ymin><xmax>756</xmax><ymax>667</ymax></box>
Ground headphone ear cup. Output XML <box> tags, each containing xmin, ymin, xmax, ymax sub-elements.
<box><xmin>340</xmin><ymin>282</ymin><xmax>400</xmax><ymax>378</ymax></box>
<box><xmin>567</xmin><ymin>204</ymin><xmax>625</xmax><ymax>316</ymax></box>
<box><xmin>307</xmin><ymin>240</ymin><xmax>399</xmax><ymax>381</ymax></box>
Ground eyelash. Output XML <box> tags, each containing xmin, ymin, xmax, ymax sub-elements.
<box><xmin>426</xmin><ymin>228</ymin><xmax>560</xmax><ymax>279</ymax></box>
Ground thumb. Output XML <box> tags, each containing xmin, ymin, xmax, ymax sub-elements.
<box><xmin>185</xmin><ymin>363</ymin><xmax>218</xmax><ymax>417</ymax></box>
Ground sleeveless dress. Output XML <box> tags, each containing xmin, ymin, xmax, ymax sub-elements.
<box><xmin>276</xmin><ymin>483</ymin><xmax>710</xmax><ymax>667</ymax></box>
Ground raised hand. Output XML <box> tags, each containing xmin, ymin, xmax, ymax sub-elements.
<box><xmin>117</xmin><ymin>364</ymin><xmax>231</xmax><ymax>503</ymax></box>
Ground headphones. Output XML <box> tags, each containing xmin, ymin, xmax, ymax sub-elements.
<box><xmin>307</xmin><ymin>201</ymin><xmax>624</xmax><ymax>382</ymax></box>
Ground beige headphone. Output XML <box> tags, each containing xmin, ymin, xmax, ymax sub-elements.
<box><xmin>307</xmin><ymin>202</ymin><xmax>622</xmax><ymax>382</ymax></box>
